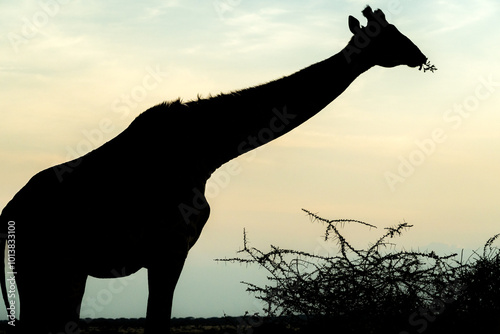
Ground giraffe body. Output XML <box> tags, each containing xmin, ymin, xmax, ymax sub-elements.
<box><xmin>0</xmin><ymin>7</ymin><xmax>428</xmax><ymax>333</ymax></box>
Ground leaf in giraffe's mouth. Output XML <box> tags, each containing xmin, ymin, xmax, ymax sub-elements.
<box><xmin>419</xmin><ymin>61</ymin><xmax>437</xmax><ymax>73</ymax></box>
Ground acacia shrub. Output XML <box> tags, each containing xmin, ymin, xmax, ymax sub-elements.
<box><xmin>218</xmin><ymin>209</ymin><xmax>500</xmax><ymax>333</ymax></box>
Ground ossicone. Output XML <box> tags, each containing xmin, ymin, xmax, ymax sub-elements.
<box><xmin>362</xmin><ymin>5</ymin><xmax>388</xmax><ymax>25</ymax></box>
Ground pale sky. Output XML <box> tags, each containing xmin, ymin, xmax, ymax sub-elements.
<box><xmin>1</xmin><ymin>0</ymin><xmax>500</xmax><ymax>319</ymax></box>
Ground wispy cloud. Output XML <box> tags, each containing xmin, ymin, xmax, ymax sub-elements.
<box><xmin>429</xmin><ymin>0</ymin><xmax>498</xmax><ymax>35</ymax></box>
<box><xmin>218</xmin><ymin>5</ymin><xmax>344</xmax><ymax>56</ymax></box>
<box><xmin>142</xmin><ymin>0</ymin><xmax>182</xmax><ymax>19</ymax></box>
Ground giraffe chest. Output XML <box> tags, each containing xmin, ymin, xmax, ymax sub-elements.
<box><xmin>71</xmin><ymin>174</ymin><xmax>212</xmax><ymax>274</ymax></box>
<box><xmin>85</xmin><ymin>201</ymin><xmax>210</xmax><ymax>273</ymax></box>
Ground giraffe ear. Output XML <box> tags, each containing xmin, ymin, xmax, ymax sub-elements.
<box><xmin>348</xmin><ymin>15</ymin><xmax>360</xmax><ymax>34</ymax></box>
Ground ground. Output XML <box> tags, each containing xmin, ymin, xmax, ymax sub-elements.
<box><xmin>0</xmin><ymin>317</ymin><xmax>300</xmax><ymax>334</ymax></box>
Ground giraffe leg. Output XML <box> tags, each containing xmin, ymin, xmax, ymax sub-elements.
<box><xmin>17</xmin><ymin>270</ymin><xmax>87</xmax><ymax>334</ymax></box>
<box><xmin>145</xmin><ymin>251</ymin><xmax>187</xmax><ymax>334</ymax></box>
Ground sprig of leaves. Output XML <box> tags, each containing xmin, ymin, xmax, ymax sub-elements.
<box><xmin>419</xmin><ymin>60</ymin><xmax>438</xmax><ymax>73</ymax></box>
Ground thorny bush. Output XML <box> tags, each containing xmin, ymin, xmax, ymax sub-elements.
<box><xmin>218</xmin><ymin>209</ymin><xmax>500</xmax><ymax>333</ymax></box>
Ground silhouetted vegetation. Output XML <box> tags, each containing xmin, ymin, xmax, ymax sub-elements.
<box><xmin>218</xmin><ymin>209</ymin><xmax>500</xmax><ymax>333</ymax></box>
<box><xmin>419</xmin><ymin>61</ymin><xmax>438</xmax><ymax>73</ymax></box>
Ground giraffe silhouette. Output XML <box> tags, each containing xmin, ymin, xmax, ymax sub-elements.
<box><xmin>0</xmin><ymin>6</ymin><xmax>428</xmax><ymax>334</ymax></box>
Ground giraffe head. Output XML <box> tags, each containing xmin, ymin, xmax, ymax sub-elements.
<box><xmin>345</xmin><ymin>6</ymin><xmax>428</xmax><ymax>69</ymax></box>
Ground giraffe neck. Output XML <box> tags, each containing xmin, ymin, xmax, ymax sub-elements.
<box><xmin>187</xmin><ymin>47</ymin><xmax>374</xmax><ymax>176</ymax></box>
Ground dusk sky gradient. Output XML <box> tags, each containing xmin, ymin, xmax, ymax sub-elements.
<box><xmin>1</xmin><ymin>0</ymin><xmax>500</xmax><ymax>319</ymax></box>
